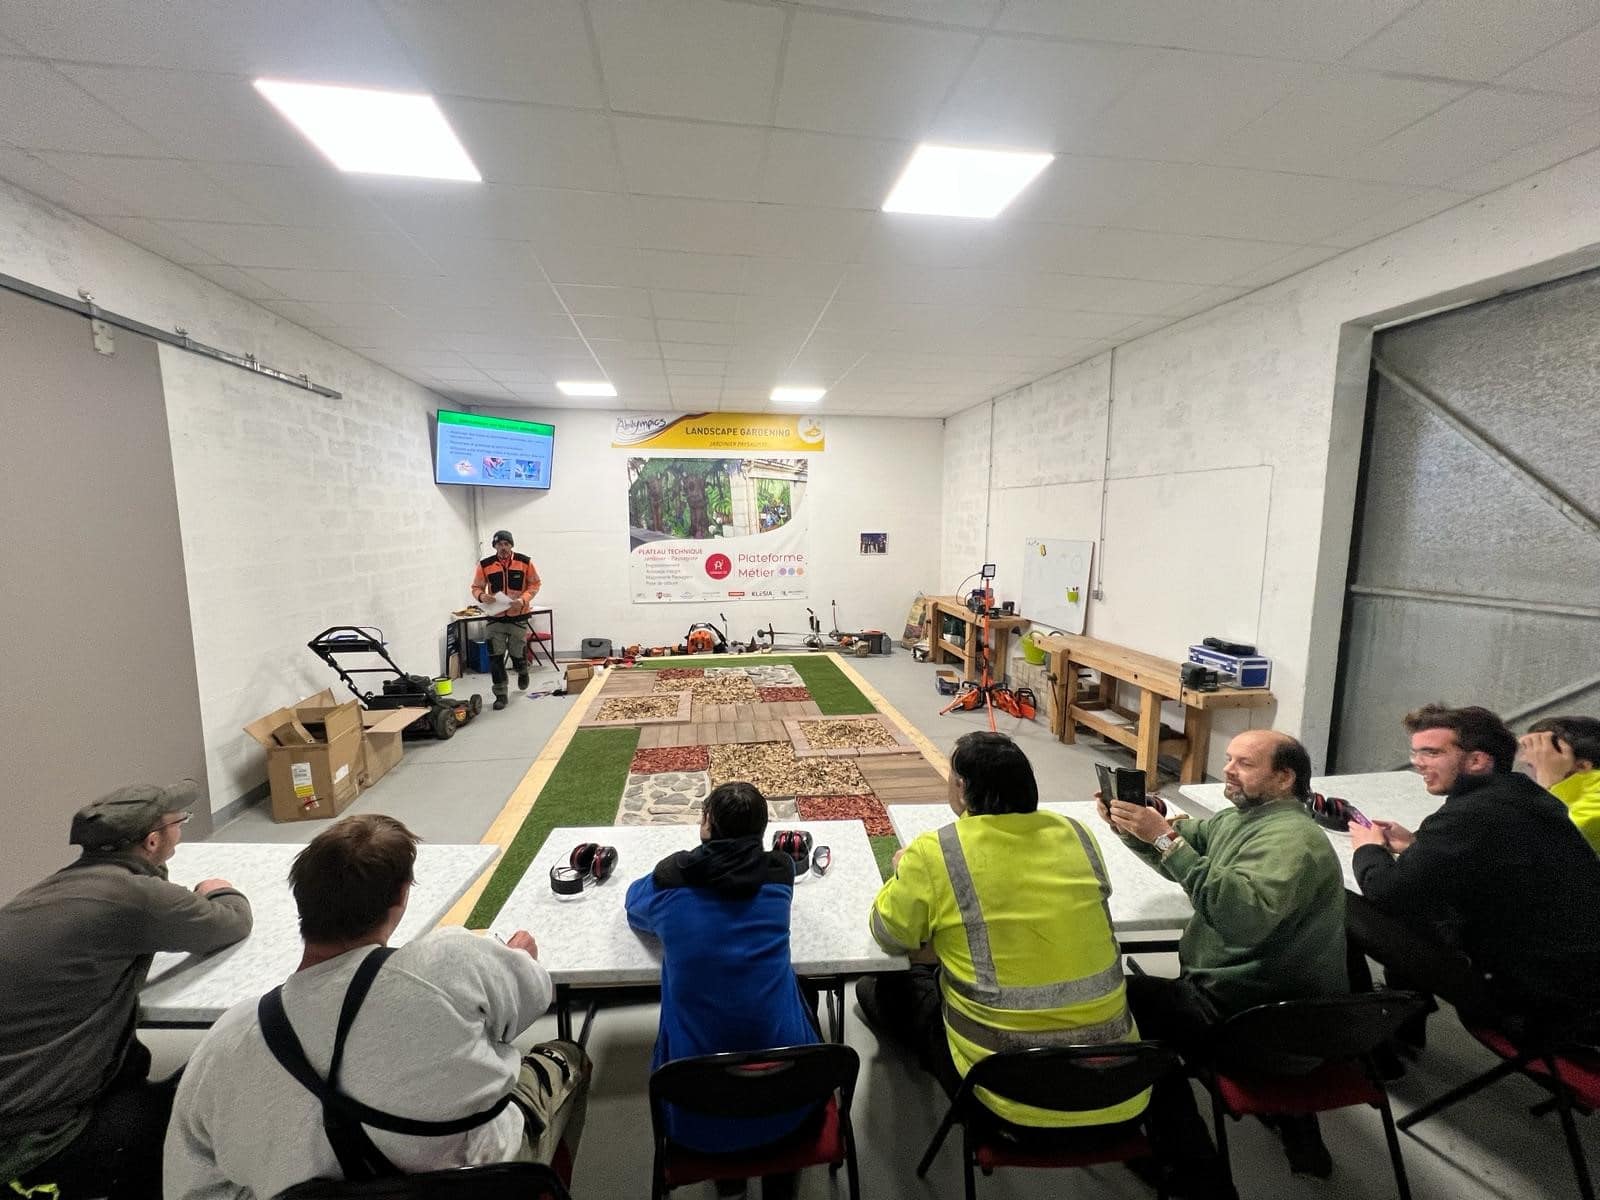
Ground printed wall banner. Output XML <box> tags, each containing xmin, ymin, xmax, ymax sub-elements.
<box><xmin>628</xmin><ymin>457</ymin><xmax>810</xmax><ymax>603</ymax></box>
<box><xmin>613</xmin><ymin>412</ymin><xmax>825</xmax><ymax>452</ymax></box>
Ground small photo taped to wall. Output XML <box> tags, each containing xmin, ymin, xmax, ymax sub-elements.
<box><xmin>859</xmin><ymin>532</ymin><xmax>887</xmax><ymax>555</ymax></box>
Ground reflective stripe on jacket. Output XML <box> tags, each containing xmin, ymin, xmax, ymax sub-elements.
<box><xmin>870</xmin><ymin>810</ymin><xmax>1146</xmax><ymax>1128</ymax></box>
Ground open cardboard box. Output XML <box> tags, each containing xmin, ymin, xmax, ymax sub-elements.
<box><xmin>243</xmin><ymin>689</ymin><xmax>364</xmax><ymax>823</ymax></box>
<box><xmin>360</xmin><ymin>707</ymin><xmax>428</xmax><ymax>789</ymax></box>
<box><xmin>564</xmin><ymin>662</ymin><xmax>594</xmax><ymax>694</ymax></box>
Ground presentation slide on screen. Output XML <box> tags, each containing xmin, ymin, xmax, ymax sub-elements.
<box><xmin>435</xmin><ymin>412</ymin><xmax>554</xmax><ymax>490</ymax></box>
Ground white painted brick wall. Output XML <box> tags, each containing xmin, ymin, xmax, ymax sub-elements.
<box><xmin>472</xmin><ymin>409</ymin><xmax>945</xmax><ymax>651</ymax></box>
<box><xmin>0</xmin><ymin>179</ymin><xmax>473</xmax><ymax>810</ymax></box>
<box><xmin>940</xmin><ymin>403</ymin><xmax>991</xmax><ymax>591</ymax></box>
<box><xmin>943</xmin><ymin>148</ymin><xmax>1600</xmax><ymax>768</ymax></box>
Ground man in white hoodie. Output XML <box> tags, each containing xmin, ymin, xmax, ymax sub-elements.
<box><xmin>165</xmin><ymin>814</ymin><xmax>589</xmax><ymax>1200</ymax></box>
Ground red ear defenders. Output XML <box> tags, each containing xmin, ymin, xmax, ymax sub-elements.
<box><xmin>1304</xmin><ymin>793</ymin><xmax>1368</xmax><ymax>832</ymax></box>
<box><xmin>772</xmin><ymin>829</ymin><xmax>813</xmax><ymax>871</ymax></box>
<box><xmin>550</xmin><ymin>843</ymin><xmax>618</xmax><ymax>894</ymax></box>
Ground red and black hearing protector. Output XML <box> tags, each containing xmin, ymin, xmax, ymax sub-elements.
<box><xmin>570</xmin><ymin>842</ymin><xmax>619</xmax><ymax>882</ymax></box>
<box><xmin>772</xmin><ymin>830</ymin><xmax>814</xmax><ymax>872</ymax></box>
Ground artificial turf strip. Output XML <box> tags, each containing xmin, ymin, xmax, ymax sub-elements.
<box><xmin>630</xmin><ymin>654</ymin><xmax>874</xmax><ymax>716</ymax></box>
<box><xmin>465</xmin><ymin>726</ymin><xmax>640</xmax><ymax>928</ymax></box>
<box><xmin>870</xmin><ymin>834</ymin><xmax>899</xmax><ymax>882</ymax></box>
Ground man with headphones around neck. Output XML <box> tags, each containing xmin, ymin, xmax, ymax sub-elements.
<box><xmin>625</xmin><ymin>783</ymin><xmax>821</xmax><ymax>1199</ymax></box>
<box><xmin>470</xmin><ymin>530</ymin><xmax>541</xmax><ymax>711</ymax></box>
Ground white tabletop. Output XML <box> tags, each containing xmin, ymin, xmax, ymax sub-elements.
<box><xmin>1179</xmin><ymin>771</ymin><xmax>1444</xmax><ymax>890</ymax></box>
<box><xmin>491</xmin><ymin>821</ymin><xmax>905</xmax><ymax>986</ymax></box>
<box><xmin>140</xmin><ymin>841</ymin><xmax>499</xmax><ymax>1025</ymax></box>
<box><xmin>887</xmin><ymin>803</ymin><xmax>1194</xmax><ymax>934</ymax></box>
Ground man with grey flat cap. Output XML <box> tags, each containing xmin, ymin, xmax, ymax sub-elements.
<box><xmin>0</xmin><ymin>781</ymin><xmax>252</xmax><ymax>1199</ymax></box>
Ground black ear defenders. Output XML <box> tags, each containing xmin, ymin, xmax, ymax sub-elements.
<box><xmin>772</xmin><ymin>830</ymin><xmax>814</xmax><ymax>872</ymax></box>
<box><xmin>551</xmin><ymin>842</ymin><xmax>618</xmax><ymax>895</ymax></box>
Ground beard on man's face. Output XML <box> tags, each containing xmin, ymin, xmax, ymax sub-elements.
<box><xmin>1222</xmin><ymin>782</ymin><xmax>1271</xmax><ymax>809</ymax></box>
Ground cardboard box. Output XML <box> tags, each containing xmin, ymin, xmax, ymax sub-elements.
<box><xmin>564</xmin><ymin>662</ymin><xmax>594</xmax><ymax>694</ymax></box>
<box><xmin>359</xmin><ymin>707</ymin><xmax>428</xmax><ymax>789</ymax></box>
<box><xmin>243</xmin><ymin>689</ymin><xmax>364</xmax><ymax>823</ymax></box>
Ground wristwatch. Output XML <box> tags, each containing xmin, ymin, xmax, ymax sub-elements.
<box><xmin>1152</xmin><ymin>831</ymin><xmax>1180</xmax><ymax>857</ymax></box>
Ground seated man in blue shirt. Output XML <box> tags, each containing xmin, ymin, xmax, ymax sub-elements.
<box><xmin>625</xmin><ymin>783</ymin><xmax>821</xmax><ymax>1199</ymax></box>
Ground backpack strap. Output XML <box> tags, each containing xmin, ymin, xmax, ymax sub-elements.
<box><xmin>257</xmin><ymin>946</ymin><xmax>513</xmax><ymax>1180</ymax></box>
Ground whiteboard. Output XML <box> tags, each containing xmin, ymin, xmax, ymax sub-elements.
<box><xmin>1021</xmin><ymin>538</ymin><xmax>1094</xmax><ymax>635</ymax></box>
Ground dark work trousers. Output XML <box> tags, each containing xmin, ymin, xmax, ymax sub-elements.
<box><xmin>16</xmin><ymin>1041</ymin><xmax>180</xmax><ymax>1200</ymax></box>
<box><xmin>708</xmin><ymin>1103</ymin><xmax>830</xmax><ymax>1200</ymax></box>
<box><xmin>1345</xmin><ymin>890</ymin><xmax>1484</xmax><ymax>1043</ymax></box>
<box><xmin>858</xmin><ymin>965</ymin><xmax>1198</xmax><ymax>1172</ymax></box>
<box><xmin>1124</xmin><ymin>974</ymin><xmax>1233</xmax><ymax>1167</ymax></box>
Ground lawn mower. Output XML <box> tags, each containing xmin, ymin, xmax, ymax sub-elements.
<box><xmin>308</xmin><ymin>626</ymin><xmax>482</xmax><ymax>740</ymax></box>
<box><xmin>750</xmin><ymin>608</ymin><xmax>825</xmax><ymax>652</ymax></box>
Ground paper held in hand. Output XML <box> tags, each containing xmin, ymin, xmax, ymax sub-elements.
<box><xmin>478</xmin><ymin>591</ymin><xmax>514</xmax><ymax>617</ymax></box>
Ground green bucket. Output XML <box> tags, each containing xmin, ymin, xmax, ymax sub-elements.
<box><xmin>1021</xmin><ymin>631</ymin><xmax>1047</xmax><ymax>666</ymax></box>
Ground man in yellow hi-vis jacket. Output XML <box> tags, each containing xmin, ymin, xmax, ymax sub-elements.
<box><xmin>861</xmin><ymin>733</ymin><xmax>1235</xmax><ymax>1197</ymax></box>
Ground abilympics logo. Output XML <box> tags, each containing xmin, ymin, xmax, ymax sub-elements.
<box><xmin>705</xmin><ymin>553</ymin><xmax>732</xmax><ymax>580</ymax></box>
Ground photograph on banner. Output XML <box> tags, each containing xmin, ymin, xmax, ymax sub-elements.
<box><xmin>627</xmin><ymin>457</ymin><xmax>810</xmax><ymax>603</ymax></box>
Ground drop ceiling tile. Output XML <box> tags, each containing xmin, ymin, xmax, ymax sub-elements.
<box><xmin>659</xmin><ymin>342</ymin><xmax>734</xmax><ymax>362</ymax></box>
<box><xmin>995</xmin><ymin>0</ymin><xmax>1419</xmax><ymax>61</ymax></box>
<box><xmin>0</xmin><ymin>143</ymin><xmax>126</xmax><ymax>215</ymax></box>
<box><xmin>638</xmin><ymin>250</ymin><xmax>747</xmax><ymax>293</ymax></box>
<box><xmin>573</xmin><ymin>314</ymin><xmax>656</xmax><ymax>341</ymax></box>
<box><xmin>776</xmin><ymin>11</ymin><xmax>978</xmax><ymax>139</ymax></box>
<box><xmin>197</xmin><ymin>163</ymin><xmax>390</xmax><ymax>229</ymax></box>
<box><xmin>590</xmin><ymin>0</ymin><xmax>784</xmax><ymax>124</ymax></box>
<box><xmin>649</xmin><ymin>290</ymin><xmax>740</xmax><ymax>321</ymax></box>
<box><xmin>0</xmin><ymin>59</ymin><xmax>167</xmax><ymax>155</ymax></box>
<box><xmin>739</xmin><ymin>257</ymin><xmax>847</xmax><ymax>300</ymax></box>
<box><xmin>1498</xmin><ymin>24</ymin><xmax>1600</xmax><ymax>96</ymax></box>
<box><xmin>378</xmin><ymin>184</ymin><xmax>633</xmax><ymax>247</ymax></box>
<box><xmin>632</xmin><ymin>197</ymin><xmax>756</xmax><ymax>255</ymax></box>
<box><xmin>56</xmin><ymin>64</ymin><xmax>320</xmax><ymax>166</ymax></box>
<box><xmin>1337</xmin><ymin>89</ymin><xmax>1599</xmax><ymax>187</ymax></box>
<box><xmin>1224</xmin><ymin>244</ymin><xmax>1343</xmax><ymax>289</ymax></box>
<box><xmin>655</xmin><ymin>319</ymin><xmax>737</xmax><ymax>344</ymax></box>
<box><xmin>747</xmin><ymin>204</ymin><xmax>871</xmax><ymax>262</ymax></box>
<box><xmin>442</xmin><ymin>100</ymin><xmax>621</xmax><ymax>190</ymax></box>
<box><xmin>1211</xmin><ymin>70</ymin><xmax>1466</xmax><ymax>175</ymax></box>
<box><xmin>930</xmin><ymin>38</ymin><xmax>1136</xmax><ymax>149</ymax></box>
<box><xmin>1035</xmin><ymin>226</ymin><xmax>1308</xmax><ymax>286</ymax></box>
<box><xmin>1017</xmin><ymin>273</ymin><xmax>1213</xmax><ymax>315</ymax></box>
<box><xmin>1317</xmin><ymin>188</ymin><xmax>1471</xmax><ymax>248</ymax></box>
<box><xmin>613</xmin><ymin>116</ymin><xmax>767</xmax><ymax>202</ymax></box>
<box><xmin>553</xmin><ymin>284</ymin><xmax>652</xmax><ymax>318</ymax></box>
<box><xmin>36</xmin><ymin>154</ymin><xmax>256</xmax><ymax>221</ymax></box>
<box><xmin>1444</xmin><ymin>117</ymin><xmax>1600</xmax><ymax>193</ymax></box>
<box><xmin>535</xmin><ymin>242</ymin><xmax>646</xmax><ymax>288</ymax></box>
<box><xmin>159</xmin><ymin>222</ymin><xmax>427</xmax><ymax>272</ymax></box>
<box><xmin>1005</xmin><ymin>155</ymin><xmax>1164</xmax><ymax>226</ymax></box>
<box><xmin>90</xmin><ymin>216</ymin><xmax>220</xmax><ymax>264</ymax></box>
<box><xmin>184</xmin><ymin>263</ymin><xmax>285</xmax><ymax>300</ymax></box>
<box><xmin>980</xmin><ymin>308</ymin><xmax>1136</xmax><ymax>339</ymax></box>
<box><xmin>854</xmin><ymin>214</ymin><xmax>1020</xmax><ymax>271</ymax></box>
<box><xmin>1344</xmin><ymin>0</ymin><xmax>1600</xmax><ymax>82</ymax></box>
<box><xmin>376</xmin><ymin>0</ymin><xmax>603</xmax><ymax>106</ymax></box>
<box><xmin>789</xmin><ymin>0</ymin><xmax>1001</xmax><ymax>25</ymax></box>
<box><xmin>760</xmin><ymin>129</ymin><xmax>908</xmax><ymax>209</ymax></box>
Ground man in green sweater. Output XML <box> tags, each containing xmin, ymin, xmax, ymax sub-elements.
<box><xmin>1098</xmin><ymin>729</ymin><xmax>1347</xmax><ymax>1186</ymax></box>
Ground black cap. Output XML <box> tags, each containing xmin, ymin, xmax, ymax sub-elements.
<box><xmin>70</xmin><ymin>781</ymin><xmax>198</xmax><ymax>852</ymax></box>
<box><xmin>491</xmin><ymin>530</ymin><xmax>514</xmax><ymax>546</ymax></box>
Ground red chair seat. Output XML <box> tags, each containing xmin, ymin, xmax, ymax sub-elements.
<box><xmin>662</xmin><ymin>1098</ymin><xmax>842</xmax><ymax>1187</ymax></box>
<box><xmin>1469</xmin><ymin>1027</ymin><xmax>1600</xmax><ymax>1108</ymax></box>
<box><xmin>1216</xmin><ymin>1060</ymin><xmax>1382</xmax><ymax>1116</ymax></box>
<box><xmin>974</xmin><ymin>1128</ymin><xmax>1150</xmax><ymax>1170</ymax></box>
<box><xmin>529</xmin><ymin>631</ymin><xmax>553</xmax><ymax>641</ymax></box>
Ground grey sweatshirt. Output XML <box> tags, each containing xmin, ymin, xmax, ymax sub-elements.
<box><xmin>0</xmin><ymin>851</ymin><xmax>251</xmax><ymax>1153</ymax></box>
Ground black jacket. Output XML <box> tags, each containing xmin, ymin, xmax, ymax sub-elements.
<box><xmin>1354</xmin><ymin>770</ymin><xmax>1600</xmax><ymax>1016</ymax></box>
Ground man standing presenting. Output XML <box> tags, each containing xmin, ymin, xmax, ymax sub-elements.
<box><xmin>0</xmin><ymin>781</ymin><xmax>252</xmax><ymax>1199</ymax></box>
<box><xmin>1349</xmin><ymin>704</ymin><xmax>1600</xmax><ymax>1030</ymax></box>
<box><xmin>1100</xmin><ymin>729</ymin><xmax>1347</xmax><ymax>1182</ymax></box>
<box><xmin>471</xmin><ymin>530</ymin><xmax>541</xmax><ymax>710</ymax></box>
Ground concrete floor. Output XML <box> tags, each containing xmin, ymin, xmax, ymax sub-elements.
<box><xmin>163</xmin><ymin>649</ymin><xmax>1594</xmax><ymax>1199</ymax></box>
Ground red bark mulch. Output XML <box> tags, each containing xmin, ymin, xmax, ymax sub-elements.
<box><xmin>757</xmin><ymin>686</ymin><xmax>813</xmax><ymax>703</ymax></box>
<box><xmin>797</xmin><ymin>794</ymin><xmax>893</xmax><ymax>837</ymax></box>
<box><xmin>630</xmin><ymin>746</ymin><xmax>711</xmax><ymax>774</ymax></box>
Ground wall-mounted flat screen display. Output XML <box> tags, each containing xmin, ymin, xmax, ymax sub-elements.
<box><xmin>434</xmin><ymin>410</ymin><xmax>554</xmax><ymax>490</ymax></box>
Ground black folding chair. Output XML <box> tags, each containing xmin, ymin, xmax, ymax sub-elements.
<box><xmin>647</xmin><ymin>1044</ymin><xmax>860</xmax><ymax>1200</ymax></box>
<box><xmin>916</xmin><ymin>1043</ymin><xmax>1184</xmax><ymax>1200</ymax></box>
<box><xmin>1202</xmin><ymin>990</ymin><xmax>1429</xmax><ymax>1199</ymax></box>
<box><xmin>276</xmin><ymin>1162</ymin><xmax>570</xmax><ymax>1200</ymax></box>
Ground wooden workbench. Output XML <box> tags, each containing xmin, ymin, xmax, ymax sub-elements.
<box><xmin>1034</xmin><ymin>633</ymin><xmax>1274</xmax><ymax>784</ymax></box>
<box><xmin>923</xmin><ymin>595</ymin><xmax>1031</xmax><ymax>682</ymax></box>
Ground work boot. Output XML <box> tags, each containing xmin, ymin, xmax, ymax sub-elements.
<box><xmin>1265</xmin><ymin>1114</ymin><xmax>1333</xmax><ymax>1178</ymax></box>
<box><xmin>517</xmin><ymin>667</ymin><xmax>530</xmax><ymax>690</ymax></box>
<box><xmin>493</xmin><ymin>694</ymin><xmax>508</xmax><ymax>711</ymax></box>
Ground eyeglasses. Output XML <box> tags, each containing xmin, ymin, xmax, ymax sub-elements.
<box><xmin>156</xmin><ymin>813</ymin><xmax>192</xmax><ymax>832</ymax></box>
<box><xmin>1408</xmin><ymin>747</ymin><xmax>1455</xmax><ymax>762</ymax></box>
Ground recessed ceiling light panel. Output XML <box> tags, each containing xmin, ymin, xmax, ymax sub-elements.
<box><xmin>771</xmin><ymin>387</ymin><xmax>826</xmax><ymax>404</ymax></box>
<box><xmin>882</xmin><ymin>143</ymin><xmax>1052</xmax><ymax>219</ymax></box>
<box><xmin>253</xmin><ymin>79</ymin><xmax>481</xmax><ymax>181</ymax></box>
<box><xmin>556</xmin><ymin>381</ymin><xmax>618</xmax><ymax>398</ymax></box>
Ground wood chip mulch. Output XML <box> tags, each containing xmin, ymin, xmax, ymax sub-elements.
<box><xmin>670</xmin><ymin>674</ymin><xmax>760</xmax><ymax>703</ymax></box>
<box><xmin>798</xmin><ymin>718</ymin><xmax>899</xmax><ymax>749</ymax></box>
<box><xmin>708</xmin><ymin>743</ymin><xmax>871</xmax><ymax>798</ymax></box>
<box><xmin>596</xmin><ymin>696</ymin><xmax>685</xmax><ymax>722</ymax></box>
<box><xmin>757</xmin><ymin>686</ymin><xmax>812</xmax><ymax>703</ymax></box>
<box><xmin>797</xmin><ymin>794</ymin><xmax>893</xmax><ymax>837</ymax></box>
<box><xmin>631</xmin><ymin>746</ymin><xmax>710</xmax><ymax>774</ymax></box>
<box><xmin>653</xmin><ymin>668</ymin><xmax>706</xmax><ymax>680</ymax></box>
